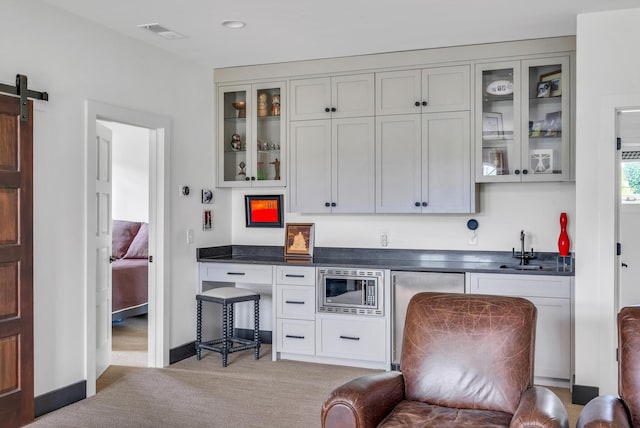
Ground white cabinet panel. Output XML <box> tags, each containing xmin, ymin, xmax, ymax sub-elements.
<box><xmin>277</xmin><ymin>285</ymin><xmax>315</xmax><ymax>320</ymax></box>
<box><xmin>277</xmin><ymin>319</ymin><xmax>315</xmax><ymax>355</ymax></box>
<box><xmin>290</xmin><ymin>74</ymin><xmax>374</xmax><ymax>121</ymax></box>
<box><xmin>466</xmin><ymin>273</ymin><xmax>572</xmax><ymax>382</ymax></box>
<box><xmin>376</xmin><ymin>65</ymin><xmax>470</xmax><ymax>116</ymax></box>
<box><xmin>276</xmin><ymin>266</ymin><xmax>316</xmax><ymax>285</ymax></box>
<box><xmin>290</xmin><ymin>117</ymin><xmax>375</xmax><ymax>213</ymax></box>
<box><xmin>199</xmin><ymin>263</ymin><xmax>273</xmax><ymax>286</ymax></box>
<box><xmin>316</xmin><ymin>315</ymin><xmax>386</xmax><ymax>362</ymax></box>
<box><xmin>376</xmin><ymin>112</ymin><xmax>473</xmax><ymax>213</ymax></box>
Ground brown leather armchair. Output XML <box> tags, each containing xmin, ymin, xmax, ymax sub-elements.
<box><xmin>577</xmin><ymin>306</ymin><xmax>640</xmax><ymax>428</ymax></box>
<box><xmin>321</xmin><ymin>292</ymin><xmax>569</xmax><ymax>428</ymax></box>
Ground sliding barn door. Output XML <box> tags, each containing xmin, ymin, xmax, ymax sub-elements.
<box><xmin>0</xmin><ymin>94</ymin><xmax>34</xmax><ymax>426</ymax></box>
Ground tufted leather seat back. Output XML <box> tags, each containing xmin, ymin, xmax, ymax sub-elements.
<box><xmin>400</xmin><ymin>292</ymin><xmax>537</xmax><ymax>415</ymax></box>
<box><xmin>618</xmin><ymin>306</ymin><xmax>640</xmax><ymax>427</ymax></box>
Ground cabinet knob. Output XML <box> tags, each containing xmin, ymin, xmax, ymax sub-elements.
<box><xmin>251</xmin><ymin>176</ymin><xmax>256</xmax><ymax>181</ymax></box>
<box><xmin>325</xmin><ymin>202</ymin><xmax>330</xmax><ymax>207</ymax></box>
<box><xmin>514</xmin><ymin>169</ymin><xmax>521</xmax><ymax>175</ymax></box>
<box><xmin>331</xmin><ymin>202</ymin><xmax>336</xmax><ymax>207</ymax></box>
<box><xmin>415</xmin><ymin>202</ymin><xmax>421</xmax><ymax>207</ymax></box>
<box><xmin>325</xmin><ymin>107</ymin><xmax>330</xmax><ymax>113</ymax></box>
<box><xmin>414</xmin><ymin>101</ymin><xmax>420</xmax><ymax>107</ymax></box>
<box><xmin>245</xmin><ymin>177</ymin><xmax>250</xmax><ymax>181</ymax></box>
<box><xmin>422</xmin><ymin>202</ymin><xmax>428</xmax><ymax>207</ymax></box>
<box><xmin>522</xmin><ymin>169</ymin><xmax>529</xmax><ymax>175</ymax></box>
<box><xmin>331</xmin><ymin>107</ymin><xmax>336</xmax><ymax>112</ymax></box>
<box><xmin>422</xmin><ymin>101</ymin><xmax>428</xmax><ymax>106</ymax></box>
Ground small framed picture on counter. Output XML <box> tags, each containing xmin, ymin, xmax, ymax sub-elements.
<box><xmin>284</xmin><ymin>223</ymin><xmax>315</xmax><ymax>258</ymax></box>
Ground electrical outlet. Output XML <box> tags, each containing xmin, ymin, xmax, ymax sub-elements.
<box><xmin>468</xmin><ymin>230</ymin><xmax>478</xmax><ymax>245</ymax></box>
<box><xmin>186</xmin><ymin>228</ymin><xmax>194</xmax><ymax>244</ymax></box>
<box><xmin>380</xmin><ymin>232</ymin><xmax>389</xmax><ymax>247</ymax></box>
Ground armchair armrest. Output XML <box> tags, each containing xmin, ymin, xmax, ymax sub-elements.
<box><xmin>510</xmin><ymin>386</ymin><xmax>569</xmax><ymax>428</ymax></box>
<box><xmin>576</xmin><ymin>395</ymin><xmax>631</xmax><ymax>428</ymax></box>
<box><xmin>321</xmin><ymin>371</ymin><xmax>405</xmax><ymax>428</ymax></box>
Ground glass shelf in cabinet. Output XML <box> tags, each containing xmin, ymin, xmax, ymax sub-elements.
<box><xmin>257</xmin><ymin>115</ymin><xmax>281</xmax><ymax>121</ymax></box>
<box><xmin>224</xmin><ymin>116</ymin><xmax>246</xmax><ymax>121</ymax></box>
<box><xmin>483</xmin><ymin>94</ymin><xmax>513</xmax><ymax>103</ymax></box>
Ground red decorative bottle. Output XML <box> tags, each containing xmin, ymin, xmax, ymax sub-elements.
<box><xmin>558</xmin><ymin>212</ymin><xmax>570</xmax><ymax>256</ymax></box>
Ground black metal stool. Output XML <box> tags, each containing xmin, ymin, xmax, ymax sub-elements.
<box><xmin>195</xmin><ymin>287</ymin><xmax>260</xmax><ymax>367</ymax></box>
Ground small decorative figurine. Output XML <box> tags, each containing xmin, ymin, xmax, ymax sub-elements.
<box><xmin>270</xmin><ymin>158</ymin><xmax>281</xmax><ymax>180</ymax></box>
<box><xmin>238</xmin><ymin>161</ymin><xmax>246</xmax><ymax>177</ymax></box>
<box><xmin>271</xmin><ymin>94</ymin><xmax>280</xmax><ymax>116</ymax></box>
<box><xmin>230</xmin><ymin>134</ymin><xmax>242</xmax><ymax>151</ymax></box>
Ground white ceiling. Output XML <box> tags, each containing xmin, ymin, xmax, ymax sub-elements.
<box><xmin>42</xmin><ymin>0</ymin><xmax>639</xmax><ymax>69</ymax></box>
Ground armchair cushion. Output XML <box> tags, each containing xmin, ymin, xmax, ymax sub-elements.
<box><xmin>401</xmin><ymin>293</ymin><xmax>536</xmax><ymax>414</ymax></box>
<box><xmin>577</xmin><ymin>395</ymin><xmax>631</xmax><ymax>428</ymax></box>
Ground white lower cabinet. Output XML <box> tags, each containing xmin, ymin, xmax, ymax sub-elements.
<box><xmin>275</xmin><ymin>266</ymin><xmax>316</xmax><ymax>357</ymax></box>
<box><xmin>277</xmin><ymin>319</ymin><xmax>315</xmax><ymax>355</ymax></box>
<box><xmin>316</xmin><ymin>314</ymin><xmax>386</xmax><ymax>362</ymax></box>
<box><xmin>466</xmin><ymin>273</ymin><xmax>572</xmax><ymax>386</ymax></box>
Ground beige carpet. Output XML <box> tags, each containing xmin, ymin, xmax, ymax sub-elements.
<box><xmin>28</xmin><ymin>343</ymin><xmax>583</xmax><ymax>427</ymax></box>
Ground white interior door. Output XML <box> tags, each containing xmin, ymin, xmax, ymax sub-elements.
<box><xmin>618</xmin><ymin>110</ymin><xmax>640</xmax><ymax>309</ymax></box>
<box><xmin>95</xmin><ymin>122</ymin><xmax>113</xmax><ymax>377</ymax></box>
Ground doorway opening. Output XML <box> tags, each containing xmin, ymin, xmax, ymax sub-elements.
<box><xmin>100</xmin><ymin>120</ymin><xmax>150</xmax><ymax>368</ymax></box>
<box><xmin>85</xmin><ymin>100</ymin><xmax>171</xmax><ymax>397</ymax></box>
<box><xmin>617</xmin><ymin>109</ymin><xmax>640</xmax><ymax>311</ymax></box>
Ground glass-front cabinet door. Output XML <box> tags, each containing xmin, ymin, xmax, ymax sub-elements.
<box><xmin>218</xmin><ymin>82</ymin><xmax>285</xmax><ymax>187</ymax></box>
<box><xmin>522</xmin><ymin>57</ymin><xmax>570</xmax><ymax>181</ymax></box>
<box><xmin>476</xmin><ymin>61</ymin><xmax>521</xmax><ymax>182</ymax></box>
<box><xmin>475</xmin><ymin>57</ymin><xmax>570</xmax><ymax>182</ymax></box>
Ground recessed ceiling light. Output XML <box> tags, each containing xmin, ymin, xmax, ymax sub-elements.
<box><xmin>222</xmin><ymin>20</ymin><xmax>246</xmax><ymax>29</ymax></box>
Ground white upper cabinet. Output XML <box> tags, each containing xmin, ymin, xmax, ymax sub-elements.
<box><xmin>290</xmin><ymin>117</ymin><xmax>375</xmax><ymax>213</ymax></box>
<box><xmin>376</xmin><ymin>112</ymin><xmax>473</xmax><ymax>213</ymax></box>
<box><xmin>290</xmin><ymin>74</ymin><xmax>375</xmax><ymax>121</ymax></box>
<box><xmin>376</xmin><ymin>65</ymin><xmax>470</xmax><ymax>116</ymax></box>
<box><xmin>475</xmin><ymin>56</ymin><xmax>571</xmax><ymax>182</ymax></box>
<box><xmin>217</xmin><ymin>82</ymin><xmax>286</xmax><ymax>187</ymax></box>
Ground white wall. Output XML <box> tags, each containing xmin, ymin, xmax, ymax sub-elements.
<box><xmin>100</xmin><ymin>121</ymin><xmax>150</xmax><ymax>222</ymax></box>
<box><xmin>0</xmin><ymin>0</ymin><xmax>228</xmax><ymax>396</ymax></box>
<box><xmin>575</xmin><ymin>8</ymin><xmax>640</xmax><ymax>394</ymax></box>
<box><xmin>231</xmin><ymin>183</ymin><xmax>576</xmax><ymax>252</ymax></box>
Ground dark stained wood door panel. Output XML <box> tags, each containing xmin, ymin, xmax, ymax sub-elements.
<box><xmin>0</xmin><ymin>94</ymin><xmax>34</xmax><ymax>427</ymax></box>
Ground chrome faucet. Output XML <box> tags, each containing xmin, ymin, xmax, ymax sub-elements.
<box><xmin>512</xmin><ymin>230</ymin><xmax>537</xmax><ymax>265</ymax></box>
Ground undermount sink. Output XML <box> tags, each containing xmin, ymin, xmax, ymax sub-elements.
<box><xmin>499</xmin><ymin>264</ymin><xmax>544</xmax><ymax>271</ymax></box>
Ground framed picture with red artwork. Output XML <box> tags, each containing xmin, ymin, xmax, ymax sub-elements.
<box><xmin>244</xmin><ymin>194</ymin><xmax>283</xmax><ymax>228</ymax></box>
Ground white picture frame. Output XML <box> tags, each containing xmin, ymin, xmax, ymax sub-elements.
<box><xmin>482</xmin><ymin>112</ymin><xmax>503</xmax><ymax>140</ymax></box>
<box><xmin>530</xmin><ymin>149</ymin><xmax>553</xmax><ymax>174</ymax></box>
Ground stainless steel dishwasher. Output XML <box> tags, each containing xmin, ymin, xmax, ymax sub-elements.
<box><xmin>392</xmin><ymin>271</ymin><xmax>465</xmax><ymax>367</ymax></box>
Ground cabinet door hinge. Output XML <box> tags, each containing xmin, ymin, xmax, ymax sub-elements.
<box><xmin>616</xmin><ymin>348</ymin><xmax>619</xmax><ymax>362</ymax></box>
<box><xmin>148</xmin><ymin>255</ymin><xmax>153</xmax><ymax>263</ymax></box>
<box><xmin>617</xmin><ymin>137</ymin><xmax>622</xmax><ymax>150</ymax></box>
<box><xmin>617</xmin><ymin>243</ymin><xmax>622</xmax><ymax>256</ymax></box>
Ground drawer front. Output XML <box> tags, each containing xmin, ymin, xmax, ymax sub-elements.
<box><xmin>316</xmin><ymin>315</ymin><xmax>386</xmax><ymax>362</ymax></box>
<box><xmin>467</xmin><ymin>273</ymin><xmax>571</xmax><ymax>299</ymax></box>
<box><xmin>277</xmin><ymin>319</ymin><xmax>315</xmax><ymax>355</ymax></box>
<box><xmin>199</xmin><ymin>263</ymin><xmax>273</xmax><ymax>284</ymax></box>
<box><xmin>277</xmin><ymin>285</ymin><xmax>315</xmax><ymax>320</ymax></box>
<box><xmin>276</xmin><ymin>266</ymin><xmax>316</xmax><ymax>285</ymax></box>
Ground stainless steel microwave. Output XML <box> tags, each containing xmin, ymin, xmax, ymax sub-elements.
<box><xmin>317</xmin><ymin>268</ymin><xmax>384</xmax><ymax>316</ymax></box>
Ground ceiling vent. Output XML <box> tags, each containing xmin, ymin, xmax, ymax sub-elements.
<box><xmin>137</xmin><ymin>23</ymin><xmax>186</xmax><ymax>40</ymax></box>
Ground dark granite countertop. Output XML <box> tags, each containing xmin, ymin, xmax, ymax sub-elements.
<box><xmin>197</xmin><ymin>245</ymin><xmax>574</xmax><ymax>276</ymax></box>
